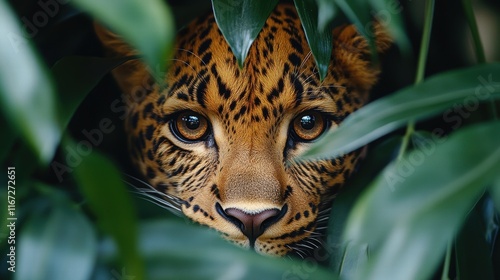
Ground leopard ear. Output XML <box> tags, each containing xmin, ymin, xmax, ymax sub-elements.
<box><xmin>94</xmin><ymin>22</ymin><xmax>149</xmax><ymax>97</ymax></box>
<box><xmin>332</xmin><ymin>23</ymin><xmax>392</xmax><ymax>91</ymax></box>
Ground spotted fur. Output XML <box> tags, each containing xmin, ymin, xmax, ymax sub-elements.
<box><xmin>96</xmin><ymin>4</ymin><xmax>390</xmax><ymax>256</ymax></box>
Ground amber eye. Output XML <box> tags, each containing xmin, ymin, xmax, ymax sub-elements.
<box><xmin>291</xmin><ymin>111</ymin><xmax>326</xmax><ymax>142</ymax></box>
<box><xmin>171</xmin><ymin>111</ymin><xmax>209</xmax><ymax>142</ymax></box>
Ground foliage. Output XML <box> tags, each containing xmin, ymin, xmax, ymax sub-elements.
<box><xmin>1</xmin><ymin>0</ymin><xmax>499</xmax><ymax>279</ymax></box>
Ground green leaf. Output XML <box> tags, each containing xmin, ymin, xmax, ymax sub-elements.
<box><xmin>344</xmin><ymin>122</ymin><xmax>500</xmax><ymax>280</ymax></box>
<box><xmin>0</xmin><ymin>1</ymin><xmax>60</xmax><ymax>164</ymax></box>
<box><xmin>73</xmin><ymin>145</ymin><xmax>143</xmax><ymax>279</ymax></box>
<box><xmin>455</xmin><ymin>209</ymin><xmax>495</xmax><ymax>280</ymax></box>
<box><xmin>328</xmin><ymin>136</ymin><xmax>401</xmax><ymax>275</ymax></box>
<box><xmin>303</xmin><ymin>63</ymin><xmax>500</xmax><ymax>159</ymax></box>
<box><xmin>491</xmin><ymin>177</ymin><xmax>500</xmax><ymax>213</ymax></box>
<box><xmin>71</xmin><ymin>0</ymin><xmax>174</xmax><ymax>77</ymax></box>
<box><xmin>212</xmin><ymin>0</ymin><xmax>278</xmax><ymax>68</ymax></box>
<box><xmin>51</xmin><ymin>56</ymin><xmax>133</xmax><ymax>128</ymax></box>
<box><xmin>295</xmin><ymin>0</ymin><xmax>333</xmax><ymax>81</ymax></box>
<box><xmin>135</xmin><ymin>219</ymin><xmax>337</xmax><ymax>280</ymax></box>
<box><xmin>369</xmin><ymin>0</ymin><xmax>411</xmax><ymax>55</ymax></box>
<box><xmin>16</xmin><ymin>198</ymin><xmax>97</xmax><ymax>280</ymax></box>
<box><xmin>316</xmin><ymin>0</ymin><xmax>338</xmax><ymax>32</ymax></box>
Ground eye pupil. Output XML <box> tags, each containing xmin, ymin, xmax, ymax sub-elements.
<box><xmin>183</xmin><ymin>115</ymin><xmax>200</xmax><ymax>130</ymax></box>
<box><xmin>300</xmin><ymin>115</ymin><xmax>315</xmax><ymax>130</ymax></box>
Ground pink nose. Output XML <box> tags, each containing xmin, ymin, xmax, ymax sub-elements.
<box><xmin>217</xmin><ymin>204</ymin><xmax>287</xmax><ymax>247</ymax></box>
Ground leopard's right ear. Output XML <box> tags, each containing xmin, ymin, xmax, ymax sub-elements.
<box><xmin>94</xmin><ymin>22</ymin><xmax>149</xmax><ymax>97</ymax></box>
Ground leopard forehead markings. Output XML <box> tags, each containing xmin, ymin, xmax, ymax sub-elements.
<box><xmin>97</xmin><ymin>3</ymin><xmax>389</xmax><ymax>256</ymax></box>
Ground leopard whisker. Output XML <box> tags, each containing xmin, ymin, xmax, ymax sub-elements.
<box><xmin>167</xmin><ymin>58</ymin><xmax>208</xmax><ymax>85</ymax></box>
<box><xmin>176</xmin><ymin>48</ymin><xmax>209</xmax><ymax>67</ymax></box>
<box><xmin>123</xmin><ymin>173</ymin><xmax>184</xmax><ymax>216</ymax></box>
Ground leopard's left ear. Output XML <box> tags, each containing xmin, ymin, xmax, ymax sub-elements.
<box><xmin>94</xmin><ymin>22</ymin><xmax>149</xmax><ymax>98</ymax></box>
<box><xmin>332</xmin><ymin>23</ymin><xmax>392</xmax><ymax>91</ymax></box>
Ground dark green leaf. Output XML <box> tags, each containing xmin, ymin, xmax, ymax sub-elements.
<box><xmin>328</xmin><ymin>136</ymin><xmax>400</xmax><ymax>275</ymax></box>
<box><xmin>316</xmin><ymin>0</ymin><xmax>338</xmax><ymax>32</ymax></box>
<box><xmin>212</xmin><ymin>0</ymin><xmax>278</xmax><ymax>68</ymax></box>
<box><xmin>455</xmin><ymin>209</ymin><xmax>495</xmax><ymax>280</ymax></box>
<box><xmin>73</xmin><ymin>145</ymin><xmax>143</xmax><ymax>279</ymax></box>
<box><xmin>491</xmin><ymin>177</ymin><xmax>500</xmax><ymax>213</ymax></box>
<box><xmin>345</xmin><ymin>122</ymin><xmax>500</xmax><ymax>280</ymax></box>
<box><xmin>51</xmin><ymin>56</ymin><xmax>133</xmax><ymax>128</ymax></box>
<box><xmin>135</xmin><ymin>219</ymin><xmax>336</xmax><ymax>280</ymax></box>
<box><xmin>0</xmin><ymin>111</ymin><xmax>16</xmax><ymax>163</ymax></box>
<box><xmin>295</xmin><ymin>0</ymin><xmax>333</xmax><ymax>81</ymax></box>
<box><xmin>0</xmin><ymin>1</ymin><xmax>60</xmax><ymax>164</ymax></box>
<box><xmin>304</xmin><ymin>63</ymin><xmax>500</xmax><ymax>159</ymax></box>
<box><xmin>16</xmin><ymin>198</ymin><xmax>97</xmax><ymax>280</ymax></box>
<box><xmin>71</xmin><ymin>0</ymin><xmax>175</xmax><ymax>77</ymax></box>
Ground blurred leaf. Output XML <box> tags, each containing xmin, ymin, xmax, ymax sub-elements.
<box><xmin>51</xmin><ymin>56</ymin><xmax>133</xmax><ymax>128</ymax></box>
<box><xmin>16</xmin><ymin>197</ymin><xmax>96</xmax><ymax>280</ymax></box>
<box><xmin>0</xmin><ymin>111</ymin><xmax>16</xmax><ymax>163</ymax></box>
<box><xmin>0</xmin><ymin>1</ymin><xmax>60</xmax><ymax>164</ymax></box>
<box><xmin>71</xmin><ymin>0</ymin><xmax>174</xmax><ymax>78</ymax></box>
<box><xmin>135</xmin><ymin>219</ymin><xmax>336</xmax><ymax>280</ymax></box>
<box><xmin>455</xmin><ymin>209</ymin><xmax>495</xmax><ymax>280</ymax></box>
<box><xmin>328</xmin><ymin>136</ymin><xmax>400</xmax><ymax>275</ymax></box>
<box><xmin>295</xmin><ymin>0</ymin><xmax>333</xmax><ymax>81</ymax></box>
<box><xmin>345</xmin><ymin>121</ymin><xmax>500</xmax><ymax>280</ymax></box>
<box><xmin>334</xmin><ymin>0</ymin><xmax>377</xmax><ymax>61</ymax></box>
<box><xmin>369</xmin><ymin>0</ymin><xmax>411</xmax><ymax>54</ymax></box>
<box><xmin>212</xmin><ymin>0</ymin><xmax>278</xmax><ymax>68</ymax></box>
<box><xmin>73</xmin><ymin>145</ymin><xmax>143</xmax><ymax>279</ymax></box>
<box><xmin>316</xmin><ymin>0</ymin><xmax>338</xmax><ymax>32</ymax></box>
<box><xmin>303</xmin><ymin>63</ymin><xmax>500</xmax><ymax>159</ymax></box>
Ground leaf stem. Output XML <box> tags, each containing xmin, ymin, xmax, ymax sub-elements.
<box><xmin>461</xmin><ymin>0</ymin><xmax>498</xmax><ymax>120</ymax></box>
<box><xmin>441</xmin><ymin>240</ymin><xmax>452</xmax><ymax>280</ymax></box>
<box><xmin>461</xmin><ymin>0</ymin><xmax>486</xmax><ymax>64</ymax></box>
<box><xmin>398</xmin><ymin>0</ymin><xmax>435</xmax><ymax>160</ymax></box>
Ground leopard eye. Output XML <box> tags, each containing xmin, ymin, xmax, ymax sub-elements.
<box><xmin>171</xmin><ymin>111</ymin><xmax>209</xmax><ymax>142</ymax></box>
<box><xmin>291</xmin><ymin>111</ymin><xmax>326</xmax><ymax>142</ymax></box>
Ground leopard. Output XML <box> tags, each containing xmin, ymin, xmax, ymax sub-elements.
<box><xmin>95</xmin><ymin>3</ymin><xmax>390</xmax><ymax>257</ymax></box>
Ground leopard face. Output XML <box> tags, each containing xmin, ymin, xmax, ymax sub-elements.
<box><xmin>96</xmin><ymin>4</ymin><xmax>390</xmax><ymax>256</ymax></box>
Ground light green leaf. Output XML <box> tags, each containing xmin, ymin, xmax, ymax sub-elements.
<box><xmin>212</xmin><ymin>0</ymin><xmax>278</xmax><ymax>68</ymax></box>
<box><xmin>369</xmin><ymin>0</ymin><xmax>411</xmax><ymax>54</ymax></box>
<box><xmin>16</xmin><ymin>199</ymin><xmax>97</xmax><ymax>280</ymax></box>
<box><xmin>51</xmin><ymin>56</ymin><xmax>133</xmax><ymax>128</ymax></box>
<box><xmin>0</xmin><ymin>1</ymin><xmax>60</xmax><ymax>164</ymax></box>
<box><xmin>334</xmin><ymin>0</ymin><xmax>377</xmax><ymax>60</ymax></box>
<box><xmin>71</xmin><ymin>0</ymin><xmax>174</xmax><ymax>77</ymax></box>
<box><xmin>73</xmin><ymin>146</ymin><xmax>143</xmax><ymax>279</ymax></box>
<box><xmin>304</xmin><ymin>63</ymin><xmax>500</xmax><ymax>160</ymax></box>
<box><xmin>136</xmin><ymin>219</ymin><xmax>336</xmax><ymax>280</ymax></box>
<box><xmin>316</xmin><ymin>0</ymin><xmax>338</xmax><ymax>32</ymax></box>
<box><xmin>345</xmin><ymin>122</ymin><xmax>500</xmax><ymax>280</ymax></box>
<box><xmin>455</xmin><ymin>209</ymin><xmax>495</xmax><ymax>280</ymax></box>
<box><xmin>295</xmin><ymin>0</ymin><xmax>333</xmax><ymax>81</ymax></box>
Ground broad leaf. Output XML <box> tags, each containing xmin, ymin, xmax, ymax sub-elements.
<box><xmin>73</xmin><ymin>146</ymin><xmax>144</xmax><ymax>279</ymax></box>
<box><xmin>295</xmin><ymin>0</ymin><xmax>333</xmax><ymax>81</ymax></box>
<box><xmin>51</xmin><ymin>56</ymin><xmax>133</xmax><ymax>128</ymax></box>
<box><xmin>136</xmin><ymin>220</ymin><xmax>337</xmax><ymax>280</ymax></box>
<box><xmin>328</xmin><ymin>136</ymin><xmax>400</xmax><ymax>275</ymax></box>
<box><xmin>212</xmin><ymin>0</ymin><xmax>278</xmax><ymax>68</ymax></box>
<box><xmin>71</xmin><ymin>0</ymin><xmax>174</xmax><ymax>77</ymax></box>
<box><xmin>303</xmin><ymin>63</ymin><xmax>500</xmax><ymax>159</ymax></box>
<box><xmin>16</xmin><ymin>198</ymin><xmax>97</xmax><ymax>280</ymax></box>
<box><xmin>345</xmin><ymin>122</ymin><xmax>500</xmax><ymax>280</ymax></box>
<box><xmin>0</xmin><ymin>1</ymin><xmax>60</xmax><ymax>164</ymax></box>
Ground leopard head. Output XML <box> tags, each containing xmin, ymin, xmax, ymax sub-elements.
<box><xmin>95</xmin><ymin>4</ymin><xmax>390</xmax><ymax>256</ymax></box>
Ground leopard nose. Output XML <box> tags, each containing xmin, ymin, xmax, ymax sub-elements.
<box><xmin>216</xmin><ymin>203</ymin><xmax>287</xmax><ymax>246</ymax></box>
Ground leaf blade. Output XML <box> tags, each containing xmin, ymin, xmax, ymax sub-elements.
<box><xmin>212</xmin><ymin>0</ymin><xmax>278</xmax><ymax>68</ymax></box>
<box><xmin>303</xmin><ymin>63</ymin><xmax>500</xmax><ymax>159</ymax></box>
<box><xmin>0</xmin><ymin>1</ymin><xmax>60</xmax><ymax>164</ymax></box>
<box><xmin>345</xmin><ymin>121</ymin><xmax>500</xmax><ymax>280</ymax></box>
